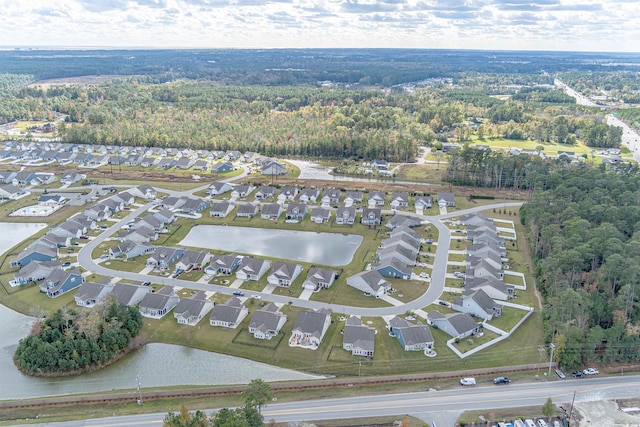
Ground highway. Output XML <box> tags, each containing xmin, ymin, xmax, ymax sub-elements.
<box><xmin>8</xmin><ymin>375</ymin><xmax>640</xmax><ymax>427</ymax></box>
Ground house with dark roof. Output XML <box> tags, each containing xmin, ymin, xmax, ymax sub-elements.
<box><xmin>153</xmin><ymin>209</ymin><xmax>176</xmax><ymax>224</ymax></box>
<box><xmin>344</xmin><ymin>191</ymin><xmax>363</xmax><ymax>207</ymax></box>
<box><xmin>174</xmin><ymin>292</ymin><xmax>214</xmax><ymax>326</ymax></box>
<box><xmin>112</xmin><ymin>283</ymin><xmax>150</xmax><ymax>306</ymax></box>
<box><xmin>14</xmin><ymin>260</ymin><xmax>61</xmax><ymax>285</ymax></box>
<box><xmin>367</xmin><ymin>191</ymin><xmax>386</xmax><ymax>208</ymax></box>
<box><xmin>299</xmin><ymin>188</ymin><xmax>321</xmax><ymax>203</ymax></box>
<box><xmin>377</xmin><ymin>245</ymin><xmax>417</xmax><ymax>266</ymax></box>
<box><xmin>210</xmin><ymin>200</ymin><xmax>234</xmax><ymax>218</ymax></box>
<box><xmin>261</xmin><ymin>161</ymin><xmax>286</xmax><ymax>176</ymax></box>
<box><xmin>236</xmin><ymin>257</ymin><xmax>271</xmax><ymax>281</ymax></box>
<box><xmin>211</xmin><ymin>162</ymin><xmax>233</xmax><ymax>173</ymax></box>
<box><xmin>372</xmin><ymin>258</ymin><xmax>412</xmax><ymax>280</ymax></box>
<box><xmin>176</xmin><ymin>250</ymin><xmax>211</xmax><ymax>272</ymax></box>
<box><xmin>346</xmin><ymin>270</ymin><xmax>391</xmax><ymax>297</ymax></box>
<box><xmin>0</xmin><ymin>184</ymin><xmax>27</xmax><ymax>200</ymax></box>
<box><xmin>193</xmin><ymin>160</ymin><xmax>209</xmax><ymax>171</ymax></box>
<box><xmin>303</xmin><ymin>268</ymin><xmax>337</xmax><ymax>291</ymax></box>
<box><xmin>237</xmin><ymin>203</ymin><xmax>258</xmax><ymax>218</ymax></box>
<box><xmin>290</xmin><ymin>308</ymin><xmax>332</xmax><ymax>348</ymax></box>
<box><xmin>132</xmin><ymin>214</ymin><xmax>164</xmax><ymax>232</ymax></box>
<box><xmin>278</xmin><ymin>186</ymin><xmax>299</xmax><ymax>202</ymax></box>
<box><xmin>175</xmin><ymin>157</ymin><xmax>194</xmax><ymax>170</ymax></box>
<box><xmin>361</xmin><ymin>208</ymin><xmax>381</xmax><ymax>225</ymax></box>
<box><xmin>209</xmin><ymin>297</ymin><xmax>248</xmax><ymax>329</ymax></box>
<box><xmin>40</xmin><ymin>269</ymin><xmax>83</xmax><ymax>298</ymax></box>
<box><xmin>388</xmin><ymin>317</ymin><xmax>434</xmax><ymax>351</ymax></box>
<box><xmin>207</xmin><ymin>182</ymin><xmax>233</xmax><ymax>197</ymax></box>
<box><xmin>381</xmin><ymin>234</ymin><xmax>421</xmax><ymax>253</ymax></box>
<box><xmin>139</xmin><ymin>286</ymin><xmax>179</xmax><ymax>318</ymax></box>
<box><xmin>231</xmin><ymin>185</ymin><xmax>255</xmax><ymax>199</ymax></box>
<box><xmin>321</xmin><ymin>189</ymin><xmax>342</xmax><ymax>205</ymax></box>
<box><xmin>285</xmin><ymin>203</ymin><xmax>307</xmax><ymax>222</ymax></box>
<box><xmin>74</xmin><ymin>282</ymin><xmax>116</xmax><ymax>308</ymax></box>
<box><xmin>146</xmin><ymin>247</ymin><xmax>185</xmax><ymax>269</ymax></box>
<box><xmin>453</xmin><ymin>289</ymin><xmax>502</xmax><ymax>321</ymax></box>
<box><xmin>390</xmin><ymin>192</ymin><xmax>409</xmax><ymax>209</ymax></box>
<box><xmin>255</xmin><ymin>186</ymin><xmax>277</xmax><ymax>200</ymax></box>
<box><xmin>10</xmin><ymin>245</ymin><xmax>57</xmax><ymax>268</ymax></box>
<box><xmin>157</xmin><ymin>158</ymin><xmax>177</xmax><ymax>169</ymax></box>
<box><xmin>464</xmin><ymin>276</ymin><xmax>514</xmax><ymax>300</ymax></box>
<box><xmin>179</xmin><ymin>197</ymin><xmax>210</xmax><ymax>215</ymax></box>
<box><xmin>427</xmin><ymin>310</ymin><xmax>479</xmax><ymax>339</ymax></box>
<box><xmin>386</xmin><ymin>215</ymin><xmax>420</xmax><ymax>230</ymax></box>
<box><xmin>117</xmin><ymin>227</ymin><xmax>158</xmax><ymax>243</ymax></box>
<box><xmin>267</xmin><ymin>262</ymin><xmax>303</xmax><ymax>287</ymax></box>
<box><xmin>206</xmin><ymin>253</ymin><xmax>240</xmax><ymax>275</ymax></box>
<box><xmin>260</xmin><ymin>203</ymin><xmax>282</xmax><ymax>221</ymax></box>
<box><xmin>414</xmin><ymin>195</ymin><xmax>433</xmax><ymax>210</ymax></box>
<box><xmin>436</xmin><ymin>192</ymin><xmax>455</xmax><ymax>207</ymax></box>
<box><xmin>343</xmin><ymin>316</ymin><xmax>376</xmax><ymax>357</ymax></box>
<box><xmin>109</xmin><ymin>240</ymin><xmax>155</xmax><ymax>259</ymax></box>
<box><xmin>249</xmin><ymin>303</ymin><xmax>287</xmax><ymax>340</ymax></box>
<box><xmin>310</xmin><ymin>207</ymin><xmax>331</xmax><ymax>223</ymax></box>
<box><xmin>335</xmin><ymin>206</ymin><xmax>357</xmax><ymax>225</ymax></box>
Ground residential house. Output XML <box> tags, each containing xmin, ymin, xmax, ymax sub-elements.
<box><xmin>209</xmin><ymin>297</ymin><xmax>248</xmax><ymax>329</ymax></box>
<box><xmin>210</xmin><ymin>200</ymin><xmax>234</xmax><ymax>218</ymax></box>
<box><xmin>120</xmin><ymin>226</ymin><xmax>160</xmax><ymax>244</ymax></box>
<box><xmin>73</xmin><ymin>153</ymin><xmax>92</xmax><ymax>165</ymax></box>
<box><xmin>153</xmin><ymin>209</ymin><xmax>176</xmax><ymax>224</ymax></box>
<box><xmin>237</xmin><ymin>203</ymin><xmax>258</xmax><ymax>218</ymax></box>
<box><xmin>207</xmin><ymin>182</ymin><xmax>233</xmax><ymax>197</ymax></box>
<box><xmin>260</xmin><ymin>203</ymin><xmax>282</xmax><ymax>221</ymax></box>
<box><xmin>367</xmin><ymin>192</ymin><xmax>386</xmax><ymax>208</ymax></box>
<box><xmin>249</xmin><ymin>303</ymin><xmax>287</xmax><ymax>340</ymax></box>
<box><xmin>243</xmin><ymin>151</ymin><xmax>258</xmax><ymax>163</ymax></box>
<box><xmin>38</xmin><ymin>194</ymin><xmax>66</xmax><ymax>206</ymax></box>
<box><xmin>129</xmin><ymin>184</ymin><xmax>156</xmax><ymax>200</ymax></box>
<box><xmin>139</xmin><ymin>286</ymin><xmax>180</xmax><ymax>319</ymax></box>
<box><xmin>310</xmin><ymin>207</ymin><xmax>331</xmax><ymax>223</ymax></box>
<box><xmin>344</xmin><ymin>191</ymin><xmax>363</xmax><ymax>207</ymax></box>
<box><xmin>381</xmin><ymin>234</ymin><xmax>421</xmax><ymax>253</ymax></box>
<box><xmin>255</xmin><ymin>186</ymin><xmax>276</xmax><ymax>200</ymax></box>
<box><xmin>427</xmin><ymin>310</ymin><xmax>479</xmax><ymax>339</ymax></box>
<box><xmin>390</xmin><ymin>225</ymin><xmax>423</xmax><ymax>243</ymax></box>
<box><xmin>211</xmin><ymin>162</ymin><xmax>233</xmax><ymax>173</ymax></box>
<box><xmin>346</xmin><ymin>270</ymin><xmax>391</xmax><ymax>297</ymax></box>
<box><xmin>112</xmin><ymin>283</ymin><xmax>150</xmax><ymax>306</ymax></box>
<box><xmin>12</xmin><ymin>171</ymin><xmax>37</xmax><ymax>186</ymax></box>
<box><xmin>174</xmin><ymin>291</ymin><xmax>215</xmax><ymax>326</ymax></box>
<box><xmin>51</xmin><ymin>222</ymin><xmax>84</xmax><ymax>239</ymax></box>
<box><xmin>390</xmin><ymin>192</ymin><xmax>409</xmax><ymax>209</ymax></box>
<box><xmin>175</xmin><ymin>157</ymin><xmax>194</xmax><ymax>170</ymax></box>
<box><xmin>342</xmin><ymin>316</ymin><xmax>375</xmax><ymax>357</ymax></box>
<box><xmin>125</xmin><ymin>154</ymin><xmax>142</xmax><ymax>166</ymax></box>
<box><xmin>414</xmin><ymin>195</ymin><xmax>433</xmax><ymax>210</ymax></box>
<box><xmin>464</xmin><ymin>276</ymin><xmax>514</xmax><ymax>300</ymax></box>
<box><xmin>261</xmin><ymin>161</ymin><xmax>286</xmax><ymax>176</ymax></box>
<box><xmin>176</xmin><ymin>250</ymin><xmax>211</xmax><ymax>272</ymax></box>
<box><xmin>299</xmin><ymin>188</ymin><xmax>321</xmax><ymax>203</ymax></box>
<box><xmin>285</xmin><ymin>203</ymin><xmax>307</xmax><ymax>222</ymax></box>
<box><xmin>278</xmin><ymin>186</ymin><xmax>299</xmax><ymax>202</ymax></box>
<box><xmin>14</xmin><ymin>260</ymin><xmax>61</xmax><ymax>285</ymax></box>
<box><xmin>361</xmin><ymin>208</ymin><xmax>382</xmax><ymax>226</ymax></box>
<box><xmin>206</xmin><ymin>253</ymin><xmax>240</xmax><ymax>275</ymax></box>
<box><xmin>109</xmin><ymin>240</ymin><xmax>155</xmax><ymax>259</ymax></box>
<box><xmin>193</xmin><ymin>160</ymin><xmax>209</xmax><ymax>171</ymax></box>
<box><xmin>236</xmin><ymin>257</ymin><xmax>271</xmax><ymax>281</ymax></box>
<box><xmin>74</xmin><ymin>281</ymin><xmax>115</xmax><ymax>308</ymax></box>
<box><xmin>224</xmin><ymin>150</ymin><xmax>241</xmax><ymax>161</ymax></box>
<box><xmin>0</xmin><ymin>171</ymin><xmax>17</xmax><ymax>184</ymax></box>
<box><xmin>372</xmin><ymin>258</ymin><xmax>412</xmax><ymax>280</ymax></box>
<box><xmin>290</xmin><ymin>308</ymin><xmax>332</xmax><ymax>348</ymax></box>
<box><xmin>135</xmin><ymin>214</ymin><xmax>165</xmax><ymax>233</ymax></box>
<box><xmin>377</xmin><ymin>245</ymin><xmax>417</xmax><ymax>266</ymax></box>
<box><xmin>113</xmin><ymin>191</ymin><xmax>135</xmax><ymax>206</ymax></box>
<box><xmin>146</xmin><ymin>247</ymin><xmax>185</xmax><ymax>269</ymax></box>
<box><xmin>60</xmin><ymin>172</ymin><xmax>86</xmax><ymax>185</ymax></box>
<box><xmin>322</xmin><ymin>189</ymin><xmax>342</xmax><ymax>206</ymax></box>
<box><xmin>303</xmin><ymin>268</ymin><xmax>337</xmax><ymax>291</ymax></box>
<box><xmin>453</xmin><ymin>289</ymin><xmax>502</xmax><ymax>321</ymax></box>
<box><xmin>140</xmin><ymin>157</ymin><xmax>157</xmax><ymax>168</ymax></box>
<box><xmin>0</xmin><ymin>184</ymin><xmax>27</xmax><ymax>200</ymax></box>
<box><xmin>335</xmin><ymin>206</ymin><xmax>357</xmax><ymax>225</ymax></box>
<box><xmin>179</xmin><ymin>197</ymin><xmax>210</xmax><ymax>215</ymax></box>
<box><xmin>40</xmin><ymin>269</ymin><xmax>83</xmax><ymax>298</ymax></box>
<box><xmin>388</xmin><ymin>317</ymin><xmax>434</xmax><ymax>351</ymax></box>
<box><xmin>231</xmin><ymin>185</ymin><xmax>256</xmax><ymax>199</ymax></box>
<box><xmin>385</xmin><ymin>215</ymin><xmax>420</xmax><ymax>230</ymax></box>
<box><xmin>465</xmin><ymin>258</ymin><xmax>504</xmax><ymax>281</ymax></box>
<box><xmin>370</xmin><ymin>159</ymin><xmax>388</xmax><ymax>170</ymax></box>
<box><xmin>267</xmin><ymin>262</ymin><xmax>303</xmax><ymax>287</ymax></box>
<box><xmin>10</xmin><ymin>245</ymin><xmax>57</xmax><ymax>268</ymax></box>
<box><xmin>157</xmin><ymin>158</ymin><xmax>177</xmax><ymax>169</ymax></box>
<box><xmin>436</xmin><ymin>192</ymin><xmax>455</xmax><ymax>207</ymax></box>
<box><xmin>108</xmin><ymin>155</ymin><xmax>125</xmax><ymax>165</ymax></box>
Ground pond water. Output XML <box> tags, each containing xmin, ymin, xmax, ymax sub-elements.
<box><xmin>0</xmin><ymin>223</ymin><xmax>322</xmax><ymax>400</ymax></box>
<box><xmin>180</xmin><ymin>225</ymin><xmax>363</xmax><ymax>266</ymax></box>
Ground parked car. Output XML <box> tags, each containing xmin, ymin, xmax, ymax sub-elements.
<box><xmin>419</xmin><ymin>272</ymin><xmax>430</xmax><ymax>278</ymax></box>
<box><xmin>460</xmin><ymin>377</ymin><xmax>476</xmax><ymax>386</ymax></box>
<box><xmin>232</xmin><ymin>291</ymin><xmax>245</xmax><ymax>296</ymax></box>
<box><xmin>453</xmin><ymin>272</ymin><xmax>465</xmax><ymax>278</ymax></box>
<box><xmin>251</xmin><ymin>294</ymin><xmax>261</xmax><ymax>299</ymax></box>
<box><xmin>493</xmin><ymin>376</ymin><xmax>511</xmax><ymax>384</ymax></box>
<box><xmin>555</xmin><ymin>369</ymin><xmax>566</xmax><ymax>379</ymax></box>
<box><xmin>79</xmin><ymin>235</ymin><xmax>88</xmax><ymax>239</ymax></box>
<box><xmin>425</xmin><ymin>238</ymin><xmax>433</xmax><ymax>244</ymax></box>
<box><xmin>583</xmin><ymin>367</ymin><xmax>599</xmax><ymax>375</ymax></box>
<box><xmin>142</xmin><ymin>282</ymin><xmax>151</xmax><ymax>286</ymax></box>
<box><xmin>571</xmin><ymin>371</ymin><xmax>583</xmax><ymax>378</ymax></box>
<box><xmin>438</xmin><ymin>300</ymin><xmax>450</xmax><ymax>307</ymax></box>
<box><xmin>62</xmin><ymin>262</ymin><xmax>71</xmax><ymax>267</ymax></box>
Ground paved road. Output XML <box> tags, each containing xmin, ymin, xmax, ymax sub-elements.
<box><xmin>606</xmin><ymin>114</ymin><xmax>640</xmax><ymax>163</ymax></box>
<box><xmin>9</xmin><ymin>375</ymin><xmax>640</xmax><ymax>427</ymax></box>
<box><xmin>77</xmin><ymin>200</ymin><xmax>522</xmax><ymax>317</ymax></box>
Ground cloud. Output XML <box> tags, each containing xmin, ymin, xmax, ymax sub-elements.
<box><xmin>76</xmin><ymin>0</ymin><xmax>129</xmax><ymax>12</ymax></box>
<box><xmin>341</xmin><ymin>0</ymin><xmax>399</xmax><ymax>13</ymax></box>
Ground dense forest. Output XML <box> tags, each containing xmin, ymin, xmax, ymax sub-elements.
<box><xmin>520</xmin><ymin>164</ymin><xmax>640</xmax><ymax>369</ymax></box>
<box><xmin>14</xmin><ymin>297</ymin><xmax>143</xmax><ymax>375</ymax></box>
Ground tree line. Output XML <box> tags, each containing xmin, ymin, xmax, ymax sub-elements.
<box><xmin>520</xmin><ymin>164</ymin><xmax>640</xmax><ymax>369</ymax></box>
<box><xmin>14</xmin><ymin>296</ymin><xmax>143</xmax><ymax>375</ymax></box>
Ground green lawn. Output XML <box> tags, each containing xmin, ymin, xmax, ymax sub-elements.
<box><xmin>451</xmin><ymin>329</ymin><xmax>501</xmax><ymax>354</ymax></box>
<box><xmin>489</xmin><ymin>306</ymin><xmax>529</xmax><ymax>332</ymax></box>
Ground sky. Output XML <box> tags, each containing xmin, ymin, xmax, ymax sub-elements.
<box><xmin>1</xmin><ymin>0</ymin><xmax>639</xmax><ymax>52</ymax></box>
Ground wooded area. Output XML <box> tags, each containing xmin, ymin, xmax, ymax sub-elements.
<box><xmin>14</xmin><ymin>297</ymin><xmax>143</xmax><ymax>375</ymax></box>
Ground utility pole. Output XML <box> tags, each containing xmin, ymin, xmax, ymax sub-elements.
<box><xmin>548</xmin><ymin>343</ymin><xmax>556</xmax><ymax>379</ymax></box>
<box><xmin>568</xmin><ymin>390</ymin><xmax>576</xmax><ymax>426</ymax></box>
<box><xmin>136</xmin><ymin>375</ymin><xmax>143</xmax><ymax>405</ymax></box>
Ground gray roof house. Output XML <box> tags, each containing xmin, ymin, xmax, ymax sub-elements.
<box><xmin>174</xmin><ymin>291</ymin><xmax>214</xmax><ymax>326</ymax></box>
<box><xmin>209</xmin><ymin>297</ymin><xmax>248</xmax><ymax>329</ymax></box>
<box><xmin>237</xmin><ymin>203</ymin><xmax>258</xmax><ymax>218</ymax></box>
<box><xmin>372</xmin><ymin>258</ymin><xmax>412</xmax><ymax>280</ymax></box>
<box><xmin>207</xmin><ymin>182</ymin><xmax>233</xmax><ymax>197</ymax></box>
<box><xmin>146</xmin><ymin>247</ymin><xmax>185</xmax><ymax>269</ymax></box>
<box><xmin>139</xmin><ymin>286</ymin><xmax>180</xmax><ymax>319</ymax></box>
<box><xmin>206</xmin><ymin>253</ymin><xmax>240</xmax><ymax>275</ymax></box>
<box><xmin>303</xmin><ymin>268</ymin><xmax>337</xmax><ymax>291</ymax></box>
<box><xmin>278</xmin><ymin>186</ymin><xmax>299</xmax><ymax>202</ymax></box>
<box><xmin>267</xmin><ymin>262</ymin><xmax>303</xmax><ymax>287</ymax></box>
<box><xmin>299</xmin><ymin>188</ymin><xmax>321</xmax><ymax>203</ymax></box>
<box><xmin>414</xmin><ymin>195</ymin><xmax>433</xmax><ymax>210</ymax></box>
<box><xmin>248</xmin><ymin>303</ymin><xmax>287</xmax><ymax>340</ymax></box>
<box><xmin>236</xmin><ymin>257</ymin><xmax>271</xmax><ymax>281</ymax></box>
<box><xmin>310</xmin><ymin>207</ymin><xmax>331</xmax><ymax>223</ymax></box>
<box><xmin>453</xmin><ymin>288</ymin><xmax>503</xmax><ymax>321</ymax></box>
<box><xmin>112</xmin><ymin>283</ymin><xmax>150</xmax><ymax>306</ymax></box>
<box><xmin>390</xmin><ymin>192</ymin><xmax>409</xmax><ymax>209</ymax></box>
<box><xmin>343</xmin><ymin>316</ymin><xmax>376</xmax><ymax>357</ymax></box>
<box><xmin>109</xmin><ymin>240</ymin><xmax>155</xmax><ymax>259</ymax></box>
<box><xmin>464</xmin><ymin>276</ymin><xmax>514</xmax><ymax>300</ymax></box>
<box><xmin>465</xmin><ymin>258</ymin><xmax>504</xmax><ymax>280</ymax></box>
<box><xmin>385</xmin><ymin>215</ymin><xmax>420</xmax><ymax>230</ymax></box>
<box><xmin>346</xmin><ymin>270</ymin><xmax>391</xmax><ymax>297</ymax></box>
<box><xmin>129</xmin><ymin>184</ymin><xmax>157</xmax><ymax>200</ymax></box>
<box><xmin>260</xmin><ymin>203</ymin><xmax>282</xmax><ymax>221</ymax></box>
<box><xmin>344</xmin><ymin>191</ymin><xmax>364</xmax><ymax>207</ymax></box>
<box><xmin>10</xmin><ymin>244</ymin><xmax>57</xmax><ymax>268</ymax></box>
<box><xmin>210</xmin><ymin>200</ymin><xmax>234</xmax><ymax>218</ymax></box>
<box><xmin>321</xmin><ymin>189</ymin><xmax>342</xmax><ymax>205</ymax></box>
<box><xmin>290</xmin><ymin>308</ymin><xmax>332</xmax><ymax>348</ymax></box>
<box><xmin>285</xmin><ymin>203</ymin><xmax>307</xmax><ymax>222</ymax></box>
<box><xmin>388</xmin><ymin>317</ymin><xmax>434</xmax><ymax>351</ymax></box>
<box><xmin>231</xmin><ymin>185</ymin><xmax>256</xmax><ymax>199</ymax></box>
<box><xmin>74</xmin><ymin>282</ymin><xmax>115</xmax><ymax>308</ymax></box>
<box><xmin>135</xmin><ymin>214</ymin><xmax>164</xmax><ymax>232</ymax></box>
<box><xmin>175</xmin><ymin>157</ymin><xmax>194</xmax><ymax>170</ymax></box>
<box><xmin>427</xmin><ymin>310</ymin><xmax>479</xmax><ymax>339</ymax></box>
<box><xmin>118</xmin><ymin>227</ymin><xmax>158</xmax><ymax>243</ymax></box>
<box><xmin>367</xmin><ymin>191</ymin><xmax>386</xmax><ymax>207</ymax></box>
<box><xmin>176</xmin><ymin>250</ymin><xmax>211</xmax><ymax>272</ymax></box>
<box><xmin>335</xmin><ymin>206</ymin><xmax>357</xmax><ymax>225</ymax></box>
<box><xmin>154</xmin><ymin>209</ymin><xmax>176</xmax><ymax>224</ymax></box>
<box><xmin>39</xmin><ymin>269</ymin><xmax>83</xmax><ymax>298</ymax></box>
<box><xmin>361</xmin><ymin>208</ymin><xmax>382</xmax><ymax>226</ymax></box>
<box><xmin>436</xmin><ymin>192</ymin><xmax>455</xmax><ymax>207</ymax></box>
<box><xmin>377</xmin><ymin>245</ymin><xmax>417</xmax><ymax>266</ymax></box>
<box><xmin>14</xmin><ymin>260</ymin><xmax>61</xmax><ymax>285</ymax></box>
<box><xmin>255</xmin><ymin>186</ymin><xmax>277</xmax><ymax>200</ymax></box>
<box><xmin>381</xmin><ymin>234</ymin><xmax>421</xmax><ymax>253</ymax></box>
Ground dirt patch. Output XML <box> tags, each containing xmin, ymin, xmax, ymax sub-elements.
<box><xmin>618</xmin><ymin>399</ymin><xmax>640</xmax><ymax>416</ymax></box>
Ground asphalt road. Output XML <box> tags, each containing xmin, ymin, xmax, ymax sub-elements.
<box><xmin>9</xmin><ymin>375</ymin><xmax>640</xmax><ymax>427</ymax></box>
<box><xmin>606</xmin><ymin>114</ymin><xmax>640</xmax><ymax>163</ymax></box>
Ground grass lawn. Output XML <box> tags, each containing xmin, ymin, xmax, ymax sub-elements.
<box><xmin>504</xmin><ymin>273</ymin><xmax>526</xmax><ymax>287</ymax></box>
<box><xmin>448</xmin><ymin>253</ymin><xmax>466</xmax><ymax>262</ymax></box>
<box><xmin>394</xmin><ymin>163</ymin><xmax>447</xmax><ymax>184</ymax></box>
<box><xmin>476</xmin><ymin>136</ymin><xmax>593</xmax><ymax>156</ymax></box>
<box><xmin>451</xmin><ymin>329</ymin><xmax>501</xmax><ymax>354</ymax></box>
<box><xmin>103</xmin><ymin>257</ymin><xmax>148</xmax><ymax>273</ymax></box>
<box><xmin>389</xmin><ymin>278</ymin><xmax>430</xmax><ymax>303</ymax></box>
<box><xmin>489</xmin><ymin>306</ymin><xmax>529</xmax><ymax>332</ymax></box>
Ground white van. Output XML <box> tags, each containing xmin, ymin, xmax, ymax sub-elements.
<box><xmin>524</xmin><ymin>420</ymin><xmax>536</xmax><ymax>427</ymax></box>
<box><xmin>460</xmin><ymin>377</ymin><xmax>476</xmax><ymax>386</ymax></box>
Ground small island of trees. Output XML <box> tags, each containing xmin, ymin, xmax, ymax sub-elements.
<box><xmin>14</xmin><ymin>296</ymin><xmax>143</xmax><ymax>376</ymax></box>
